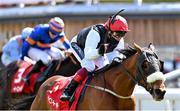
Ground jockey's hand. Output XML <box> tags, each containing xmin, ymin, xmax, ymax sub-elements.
<box><xmin>98</xmin><ymin>44</ymin><xmax>108</xmax><ymax>56</ymax></box>
<box><xmin>17</xmin><ymin>59</ymin><xmax>23</xmax><ymax>66</ymax></box>
<box><xmin>64</xmin><ymin>50</ymin><xmax>72</xmax><ymax>57</ymax></box>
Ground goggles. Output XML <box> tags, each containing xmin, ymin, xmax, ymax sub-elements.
<box><xmin>49</xmin><ymin>28</ymin><xmax>60</xmax><ymax>36</ymax></box>
<box><xmin>111</xmin><ymin>31</ymin><xmax>127</xmax><ymax>38</ymax></box>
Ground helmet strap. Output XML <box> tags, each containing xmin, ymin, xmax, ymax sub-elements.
<box><xmin>107</xmin><ymin>30</ymin><xmax>112</xmax><ymax>38</ymax></box>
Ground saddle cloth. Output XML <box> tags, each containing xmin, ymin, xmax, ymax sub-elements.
<box><xmin>11</xmin><ymin>61</ymin><xmax>46</xmax><ymax>94</ymax></box>
<box><xmin>46</xmin><ymin>76</ymin><xmax>88</xmax><ymax>110</ymax></box>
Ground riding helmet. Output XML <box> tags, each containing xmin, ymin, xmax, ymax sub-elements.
<box><xmin>104</xmin><ymin>15</ymin><xmax>129</xmax><ymax>32</ymax></box>
<box><xmin>49</xmin><ymin>17</ymin><xmax>64</xmax><ymax>35</ymax></box>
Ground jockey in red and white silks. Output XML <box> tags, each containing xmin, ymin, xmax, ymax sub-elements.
<box><xmin>60</xmin><ymin>14</ymin><xmax>130</xmax><ymax>101</ymax></box>
<box><xmin>71</xmin><ymin>26</ymin><xmax>125</xmax><ymax>72</ymax></box>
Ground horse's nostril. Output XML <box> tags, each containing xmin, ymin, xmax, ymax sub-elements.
<box><xmin>154</xmin><ymin>89</ymin><xmax>161</xmax><ymax>94</ymax></box>
<box><xmin>154</xmin><ymin>89</ymin><xmax>166</xmax><ymax>97</ymax></box>
<box><xmin>153</xmin><ymin>89</ymin><xmax>166</xmax><ymax>101</ymax></box>
<box><xmin>161</xmin><ymin>90</ymin><xmax>166</xmax><ymax>96</ymax></box>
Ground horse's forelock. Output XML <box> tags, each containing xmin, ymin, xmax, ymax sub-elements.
<box><xmin>120</xmin><ymin>48</ymin><xmax>137</xmax><ymax>58</ymax></box>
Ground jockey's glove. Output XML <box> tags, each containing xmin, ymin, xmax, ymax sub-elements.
<box><xmin>119</xmin><ymin>53</ymin><xmax>126</xmax><ymax>60</ymax></box>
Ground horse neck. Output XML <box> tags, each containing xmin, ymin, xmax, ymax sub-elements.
<box><xmin>104</xmin><ymin>53</ymin><xmax>140</xmax><ymax>97</ymax></box>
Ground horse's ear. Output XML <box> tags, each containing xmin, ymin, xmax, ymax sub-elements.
<box><xmin>148</xmin><ymin>43</ymin><xmax>155</xmax><ymax>52</ymax></box>
<box><xmin>134</xmin><ymin>43</ymin><xmax>142</xmax><ymax>53</ymax></box>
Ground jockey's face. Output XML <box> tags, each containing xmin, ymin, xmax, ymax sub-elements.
<box><xmin>109</xmin><ymin>31</ymin><xmax>127</xmax><ymax>41</ymax></box>
<box><xmin>49</xmin><ymin>31</ymin><xmax>57</xmax><ymax>39</ymax></box>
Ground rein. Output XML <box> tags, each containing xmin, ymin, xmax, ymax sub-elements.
<box><xmin>120</xmin><ymin>60</ymin><xmax>152</xmax><ymax>92</ymax></box>
<box><xmin>118</xmin><ymin>53</ymin><xmax>153</xmax><ymax>92</ymax></box>
<box><xmin>85</xmin><ymin>84</ymin><xmax>132</xmax><ymax>99</ymax></box>
<box><xmin>84</xmin><ymin>59</ymin><xmax>135</xmax><ymax>99</ymax></box>
<box><xmin>83</xmin><ymin>47</ymin><xmax>160</xmax><ymax>100</ymax></box>
<box><xmin>118</xmin><ymin>50</ymin><xmax>161</xmax><ymax>93</ymax></box>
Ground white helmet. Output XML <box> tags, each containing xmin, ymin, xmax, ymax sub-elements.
<box><xmin>21</xmin><ymin>27</ymin><xmax>33</xmax><ymax>39</ymax></box>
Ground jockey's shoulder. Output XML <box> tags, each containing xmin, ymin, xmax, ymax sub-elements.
<box><xmin>10</xmin><ymin>35</ymin><xmax>21</xmax><ymax>40</ymax></box>
<box><xmin>34</xmin><ymin>24</ymin><xmax>49</xmax><ymax>31</ymax></box>
<box><xmin>33</xmin><ymin>24</ymin><xmax>49</xmax><ymax>35</ymax></box>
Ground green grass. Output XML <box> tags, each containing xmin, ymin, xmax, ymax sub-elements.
<box><xmin>100</xmin><ymin>0</ymin><xmax>180</xmax><ymax>3</ymax></box>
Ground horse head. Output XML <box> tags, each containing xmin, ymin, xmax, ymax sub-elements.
<box><xmin>132</xmin><ymin>43</ymin><xmax>166</xmax><ymax>101</ymax></box>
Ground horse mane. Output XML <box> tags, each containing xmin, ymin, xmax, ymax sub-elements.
<box><xmin>119</xmin><ymin>46</ymin><xmax>137</xmax><ymax>58</ymax></box>
<box><xmin>93</xmin><ymin>46</ymin><xmax>137</xmax><ymax>75</ymax></box>
<box><xmin>9</xmin><ymin>95</ymin><xmax>36</xmax><ymax>110</ymax></box>
<box><xmin>0</xmin><ymin>61</ymin><xmax>19</xmax><ymax>108</ymax></box>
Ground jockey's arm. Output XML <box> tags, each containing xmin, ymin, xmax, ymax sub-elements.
<box><xmin>57</xmin><ymin>33</ymin><xmax>72</xmax><ymax>58</ymax></box>
<box><xmin>52</xmin><ymin>41</ymin><xmax>65</xmax><ymax>50</ymax></box>
<box><xmin>21</xmin><ymin>36</ymin><xmax>37</xmax><ymax>60</ymax></box>
<box><xmin>115</xmin><ymin>37</ymin><xmax>125</xmax><ymax>50</ymax></box>
<box><xmin>21</xmin><ymin>41</ymin><xmax>31</xmax><ymax>60</ymax></box>
<box><xmin>114</xmin><ymin>37</ymin><xmax>126</xmax><ymax>59</ymax></box>
<box><xmin>21</xmin><ymin>28</ymin><xmax>40</xmax><ymax>60</ymax></box>
<box><xmin>58</xmin><ymin>34</ymin><xmax>71</xmax><ymax>50</ymax></box>
<box><xmin>84</xmin><ymin>27</ymin><xmax>101</xmax><ymax>60</ymax></box>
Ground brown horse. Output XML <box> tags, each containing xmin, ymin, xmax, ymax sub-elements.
<box><xmin>0</xmin><ymin>54</ymin><xmax>80</xmax><ymax>110</ymax></box>
<box><xmin>30</xmin><ymin>43</ymin><xmax>166</xmax><ymax>110</ymax></box>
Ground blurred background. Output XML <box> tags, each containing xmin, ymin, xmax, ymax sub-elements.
<box><xmin>0</xmin><ymin>0</ymin><xmax>180</xmax><ymax>110</ymax></box>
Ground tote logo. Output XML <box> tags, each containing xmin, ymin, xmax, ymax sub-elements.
<box><xmin>12</xmin><ymin>86</ymin><xmax>23</xmax><ymax>92</ymax></box>
<box><xmin>47</xmin><ymin>96</ymin><xmax>59</xmax><ymax>108</ymax></box>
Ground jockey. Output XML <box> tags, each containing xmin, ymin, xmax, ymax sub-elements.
<box><xmin>60</xmin><ymin>12</ymin><xmax>129</xmax><ymax>100</ymax></box>
<box><xmin>1</xmin><ymin>27</ymin><xmax>33</xmax><ymax>66</ymax></box>
<box><xmin>21</xmin><ymin>17</ymin><xmax>71</xmax><ymax>83</ymax></box>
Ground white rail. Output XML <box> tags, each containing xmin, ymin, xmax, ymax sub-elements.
<box><xmin>165</xmin><ymin>69</ymin><xmax>180</xmax><ymax>80</ymax></box>
<box><xmin>134</xmin><ymin>87</ymin><xmax>180</xmax><ymax>111</ymax></box>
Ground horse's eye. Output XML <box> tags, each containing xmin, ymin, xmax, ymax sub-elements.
<box><xmin>142</xmin><ymin>61</ymin><xmax>149</xmax><ymax>70</ymax></box>
<box><xmin>159</xmin><ymin>60</ymin><xmax>164</xmax><ymax>72</ymax></box>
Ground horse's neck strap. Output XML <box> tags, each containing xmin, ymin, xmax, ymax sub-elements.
<box><xmin>85</xmin><ymin>84</ymin><xmax>132</xmax><ymax>99</ymax></box>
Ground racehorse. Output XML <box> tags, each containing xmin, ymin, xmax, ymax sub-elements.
<box><xmin>30</xmin><ymin>43</ymin><xmax>166</xmax><ymax>110</ymax></box>
<box><xmin>0</xmin><ymin>54</ymin><xmax>80</xmax><ymax>110</ymax></box>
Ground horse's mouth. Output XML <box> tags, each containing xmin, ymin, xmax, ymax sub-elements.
<box><xmin>153</xmin><ymin>89</ymin><xmax>166</xmax><ymax>101</ymax></box>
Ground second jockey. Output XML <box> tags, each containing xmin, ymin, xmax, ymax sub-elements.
<box><xmin>60</xmin><ymin>12</ymin><xmax>129</xmax><ymax>101</ymax></box>
<box><xmin>21</xmin><ymin>17</ymin><xmax>71</xmax><ymax>83</ymax></box>
<box><xmin>1</xmin><ymin>27</ymin><xmax>33</xmax><ymax>66</ymax></box>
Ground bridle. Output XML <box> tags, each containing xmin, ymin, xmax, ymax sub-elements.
<box><xmin>85</xmin><ymin>48</ymin><xmax>163</xmax><ymax>99</ymax></box>
<box><xmin>120</xmin><ymin>49</ymin><xmax>163</xmax><ymax>94</ymax></box>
